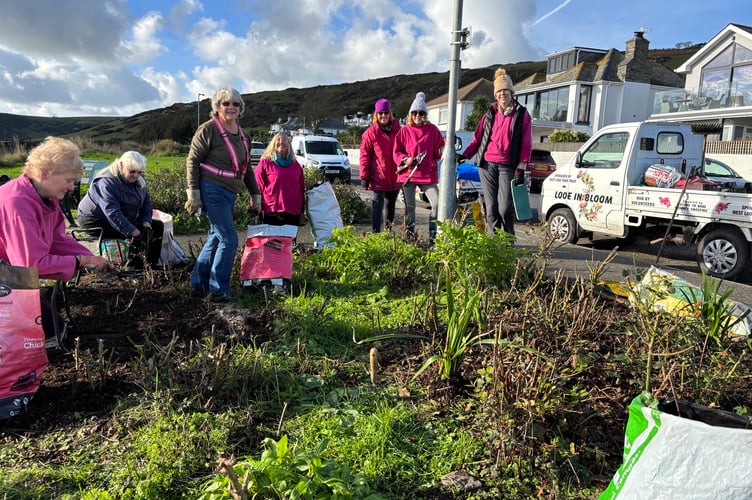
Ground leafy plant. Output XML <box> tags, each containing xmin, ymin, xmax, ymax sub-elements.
<box><xmin>199</xmin><ymin>435</ymin><xmax>382</xmax><ymax>499</ymax></box>
<box><xmin>414</xmin><ymin>262</ymin><xmax>485</xmax><ymax>381</ymax></box>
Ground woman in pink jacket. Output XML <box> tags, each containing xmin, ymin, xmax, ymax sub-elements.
<box><xmin>359</xmin><ymin>98</ymin><xmax>401</xmax><ymax>233</ymax></box>
<box><xmin>0</xmin><ymin>137</ymin><xmax>108</xmax><ymax>339</ymax></box>
<box><xmin>393</xmin><ymin>92</ymin><xmax>445</xmax><ymax>241</ymax></box>
<box><xmin>254</xmin><ymin>132</ymin><xmax>306</xmax><ymax>226</ymax></box>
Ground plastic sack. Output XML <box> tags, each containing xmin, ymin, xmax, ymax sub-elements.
<box><xmin>152</xmin><ymin>209</ymin><xmax>190</xmax><ymax>267</ymax></box>
<box><xmin>630</xmin><ymin>266</ymin><xmax>751</xmax><ymax>337</ymax></box>
<box><xmin>644</xmin><ymin>164</ymin><xmax>683</xmax><ymax>188</ymax></box>
<box><xmin>0</xmin><ymin>262</ymin><xmax>49</xmax><ymax>419</ymax></box>
<box><xmin>600</xmin><ymin>395</ymin><xmax>752</xmax><ymax>499</ymax></box>
<box><xmin>239</xmin><ymin>224</ymin><xmax>297</xmax><ymax>287</ymax></box>
<box><xmin>306</xmin><ymin>182</ymin><xmax>343</xmax><ymax>249</ymax></box>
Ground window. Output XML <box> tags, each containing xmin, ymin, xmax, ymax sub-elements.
<box><xmin>700</xmin><ymin>43</ymin><xmax>752</xmax><ymax>104</ymax></box>
<box><xmin>577</xmin><ymin>86</ymin><xmax>591</xmax><ymax>124</ymax></box>
<box><xmin>581</xmin><ymin>132</ymin><xmax>629</xmax><ymax>168</ymax></box>
<box><xmin>656</xmin><ymin>132</ymin><xmax>684</xmax><ymax>154</ymax></box>
<box><xmin>438</xmin><ymin>107</ymin><xmax>448</xmax><ymax>125</ymax></box>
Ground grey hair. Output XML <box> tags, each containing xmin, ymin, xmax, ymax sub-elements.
<box><xmin>210</xmin><ymin>87</ymin><xmax>245</xmax><ymax>117</ymax></box>
<box><xmin>100</xmin><ymin>151</ymin><xmax>147</xmax><ymax>188</ymax></box>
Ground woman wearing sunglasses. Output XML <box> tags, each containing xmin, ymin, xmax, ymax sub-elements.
<box><xmin>185</xmin><ymin>87</ymin><xmax>261</xmax><ymax>303</ymax></box>
<box><xmin>393</xmin><ymin>92</ymin><xmax>444</xmax><ymax>241</ymax></box>
<box><xmin>77</xmin><ymin>151</ymin><xmax>164</xmax><ymax>270</ymax></box>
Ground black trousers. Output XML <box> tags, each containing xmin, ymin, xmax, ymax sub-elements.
<box><xmin>78</xmin><ymin>215</ymin><xmax>164</xmax><ymax>265</ymax></box>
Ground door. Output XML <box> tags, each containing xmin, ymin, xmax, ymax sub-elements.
<box><xmin>574</xmin><ymin>131</ymin><xmax>631</xmax><ymax>234</ymax></box>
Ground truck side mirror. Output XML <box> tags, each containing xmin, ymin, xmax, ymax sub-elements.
<box><xmin>296</xmin><ymin>148</ymin><xmax>304</xmax><ymax>156</ymax></box>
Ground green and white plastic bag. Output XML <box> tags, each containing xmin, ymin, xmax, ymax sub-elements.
<box><xmin>601</xmin><ymin>395</ymin><xmax>752</xmax><ymax>499</ymax></box>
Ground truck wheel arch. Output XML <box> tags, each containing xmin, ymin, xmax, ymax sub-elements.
<box><xmin>696</xmin><ymin>226</ymin><xmax>751</xmax><ymax>280</ymax></box>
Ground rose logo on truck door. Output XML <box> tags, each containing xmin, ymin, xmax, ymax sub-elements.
<box><xmin>576</xmin><ymin>170</ymin><xmax>603</xmax><ymax>221</ymax></box>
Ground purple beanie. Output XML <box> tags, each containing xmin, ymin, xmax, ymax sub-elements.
<box><xmin>374</xmin><ymin>99</ymin><xmax>391</xmax><ymax>113</ymax></box>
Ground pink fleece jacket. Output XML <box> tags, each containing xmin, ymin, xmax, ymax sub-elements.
<box><xmin>0</xmin><ymin>174</ymin><xmax>92</xmax><ymax>280</ymax></box>
<box><xmin>393</xmin><ymin>123</ymin><xmax>445</xmax><ymax>185</ymax></box>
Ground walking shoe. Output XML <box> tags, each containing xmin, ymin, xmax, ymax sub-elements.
<box><xmin>191</xmin><ymin>286</ymin><xmax>208</xmax><ymax>298</ymax></box>
<box><xmin>208</xmin><ymin>291</ymin><xmax>234</xmax><ymax>303</ymax></box>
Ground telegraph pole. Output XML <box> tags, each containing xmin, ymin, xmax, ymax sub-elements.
<box><xmin>437</xmin><ymin>0</ymin><xmax>471</xmax><ymax>222</ymax></box>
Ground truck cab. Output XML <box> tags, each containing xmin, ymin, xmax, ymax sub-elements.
<box><xmin>541</xmin><ymin>122</ymin><xmax>704</xmax><ymax>241</ymax></box>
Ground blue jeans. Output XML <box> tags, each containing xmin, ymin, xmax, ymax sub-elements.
<box><xmin>478</xmin><ymin>163</ymin><xmax>515</xmax><ymax>235</ymax></box>
<box><xmin>190</xmin><ymin>179</ymin><xmax>238</xmax><ymax>294</ymax></box>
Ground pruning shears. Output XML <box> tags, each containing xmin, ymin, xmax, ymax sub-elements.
<box><xmin>398</xmin><ymin>151</ymin><xmax>427</xmax><ymax>184</ymax></box>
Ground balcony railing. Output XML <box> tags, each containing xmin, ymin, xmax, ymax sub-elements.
<box><xmin>654</xmin><ymin>85</ymin><xmax>751</xmax><ymax>115</ymax></box>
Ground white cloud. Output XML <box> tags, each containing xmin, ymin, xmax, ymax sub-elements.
<box><xmin>119</xmin><ymin>12</ymin><xmax>167</xmax><ymax>65</ymax></box>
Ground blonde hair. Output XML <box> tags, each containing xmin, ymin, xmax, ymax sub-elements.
<box><xmin>372</xmin><ymin>111</ymin><xmax>393</xmax><ymax>124</ymax></box>
<box><xmin>23</xmin><ymin>136</ymin><xmax>84</xmax><ymax>180</ymax></box>
<box><xmin>210</xmin><ymin>87</ymin><xmax>246</xmax><ymax>117</ymax></box>
<box><xmin>262</xmin><ymin>132</ymin><xmax>291</xmax><ymax>159</ymax></box>
<box><xmin>406</xmin><ymin>113</ymin><xmax>431</xmax><ymax>126</ymax></box>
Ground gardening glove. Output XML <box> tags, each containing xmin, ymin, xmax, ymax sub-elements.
<box><xmin>456</xmin><ymin>153</ymin><xmax>467</xmax><ymax>164</ymax></box>
<box><xmin>361</xmin><ymin>179</ymin><xmax>370</xmax><ymax>190</ymax></box>
<box><xmin>184</xmin><ymin>189</ymin><xmax>202</xmax><ymax>216</ymax></box>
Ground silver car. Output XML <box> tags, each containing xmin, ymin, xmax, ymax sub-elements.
<box><xmin>703</xmin><ymin>157</ymin><xmax>752</xmax><ymax>192</ymax></box>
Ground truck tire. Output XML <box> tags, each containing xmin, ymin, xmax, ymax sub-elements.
<box><xmin>547</xmin><ymin>208</ymin><xmax>578</xmax><ymax>244</ymax></box>
<box><xmin>696</xmin><ymin>228</ymin><xmax>750</xmax><ymax>280</ymax></box>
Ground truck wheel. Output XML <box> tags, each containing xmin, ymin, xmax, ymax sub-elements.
<box><xmin>696</xmin><ymin>228</ymin><xmax>750</xmax><ymax>280</ymax></box>
<box><xmin>547</xmin><ymin>208</ymin><xmax>578</xmax><ymax>244</ymax></box>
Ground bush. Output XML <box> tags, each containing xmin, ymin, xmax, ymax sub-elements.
<box><xmin>548</xmin><ymin>129</ymin><xmax>590</xmax><ymax>142</ymax></box>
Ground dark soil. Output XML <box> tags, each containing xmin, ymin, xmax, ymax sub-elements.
<box><xmin>4</xmin><ymin>266</ymin><xmax>226</xmax><ymax>431</ymax></box>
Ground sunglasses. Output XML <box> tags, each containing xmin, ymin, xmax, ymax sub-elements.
<box><xmin>221</xmin><ymin>101</ymin><xmax>241</xmax><ymax>107</ymax></box>
<box><xmin>377</xmin><ymin>111</ymin><xmax>391</xmax><ymax>115</ymax></box>
<box><xmin>411</xmin><ymin>111</ymin><xmax>426</xmax><ymax>117</ymax></box>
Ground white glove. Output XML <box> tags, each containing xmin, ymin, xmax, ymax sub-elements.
<box><xmin>184</xmin><ymin>189</ymin><xmax>202</xmax><ymax>215</ymax></box>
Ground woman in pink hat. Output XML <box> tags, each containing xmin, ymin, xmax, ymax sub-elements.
<box><xmin>359</xmin><ymin>98</ymin><xmax>401</xmax><ymax>232</ymax></box>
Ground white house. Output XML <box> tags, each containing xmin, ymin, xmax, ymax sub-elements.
<box><xmin>651</xmin><ymin>23</ymin><xmax>752</xmax><ymax>141</ymax></box>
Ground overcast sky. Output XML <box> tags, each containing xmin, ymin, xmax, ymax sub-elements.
<box><xmin>0</xmin><ymin>0</ymin><xmax>748</xmax><ymax>117</ymax></box>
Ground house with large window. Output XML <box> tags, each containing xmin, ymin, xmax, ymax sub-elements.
<box><xmin>427</xmin><ymin>31</ymin><xmax>687</xmax><ymax>143</ymax></box>
<box><xmin>651</xmin><ymin>23</ymin><xmax>752</xmax><ymax>141</ymax></box>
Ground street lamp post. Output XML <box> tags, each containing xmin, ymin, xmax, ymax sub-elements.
<box><xmin>197</xmin><ymin>93</ymin><xmax>205</xmax><ymax>128</ymax></box>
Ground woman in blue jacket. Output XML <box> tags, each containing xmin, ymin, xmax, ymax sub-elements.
<box><xmin>77</xmin><ymin>151</ymin><xmax>163</xmax><ymax>269</ymax></box>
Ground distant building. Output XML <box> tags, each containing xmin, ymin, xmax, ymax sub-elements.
<box><xmin>426</xmin><ymin>78</ymin><xmax>495</xmax><ymax>133</ymax></box>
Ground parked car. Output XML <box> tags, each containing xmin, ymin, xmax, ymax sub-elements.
<box><xmin>702</xmin><ymin>157</ymin><xmax>752</xmax><ymax>192</ymax></box>
<box><xmin>526</xmin><ymin>149</ymin><xmax>557</xmax><ymax>194</ymax></box>
<box><xmin>291</xmin><ymin>134</ymin><xmax>351</xmax><ymax>183</ymax></box>
<box><xmin>250</xmin><ymin>141</ymin><xmax>265</xmax><ymax>168</ymax></box>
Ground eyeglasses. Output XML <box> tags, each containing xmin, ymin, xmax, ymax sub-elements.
<box><xmin>221</xmin><ymin>101</ymin><xmax>241</xmax><ymax>107</ymax></box>
<box><xmin>127</xmin><ymin>169</ymin><xmax>143</xmax><ymax>174</ymax></box>
<box><xmin>411</xmin><ymin>111</ymin><xmax>426</xmax><ymax>117</ymax></box>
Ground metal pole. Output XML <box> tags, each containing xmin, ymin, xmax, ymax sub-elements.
<box><xmin>197</xmin><ymin>93</ymin><xmax>205</xmax><ymax>128</ymax></box>
<box><xmin>437</xmin><ymin>0</ymin><xmax>466</xmax><ymax>222</ymax></box>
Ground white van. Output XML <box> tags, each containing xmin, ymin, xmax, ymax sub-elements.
<box><xmin>291</xmin><ymin>134</ymin><xmax>351</xmax><ymax>183</ymax></box>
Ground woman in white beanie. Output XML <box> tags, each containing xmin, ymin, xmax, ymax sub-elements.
<box><xmin>460</xmin><ymin>68</ymin><xmax>532</xmax><ymax>236</ymax></box>
<box><xmin>393</xmin><ymin>92</ymin><xmax>445</xmax><ymax>241</ymax></box>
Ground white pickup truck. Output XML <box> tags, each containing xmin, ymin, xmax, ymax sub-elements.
<box><xmin>541</xmin><ymin>121</ymin><xmax>752</xmax><ymax>279</ymax></box>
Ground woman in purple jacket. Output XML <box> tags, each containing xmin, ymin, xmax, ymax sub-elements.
<box><xmin>359</xmin><ymin>98</ymin><xmax>401</xmax><ymax>233</ymax></box>
<box><xmin>0</xmin><ymin>137</ymin><xmax>108</xmax><ymax>338</ymax></box>
<box><xmin>254</xmin><ymin>132</ymin><xmax>305</xmax><ymax>226</ymax></box>
<box><xmin>393</xmin><ymin>92</ymin><xmax>445</xmax><ymax>241</ymax></box>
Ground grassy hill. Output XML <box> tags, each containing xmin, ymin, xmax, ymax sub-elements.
<box><xmin>0</xmin><ymin>45</ymin><xmax>701</xmax><ymax>145</ymax></box>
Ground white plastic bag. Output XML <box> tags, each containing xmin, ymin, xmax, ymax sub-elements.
<box><xmin>152</xmin><ymin>210</ymin><xmax>190</xmax><ymax>267</ymax></box>
<box><xmin>306</xmin><ymin>182</ymin><xmax>343</xmax><ymax>249</ymax></box>
<box><xmin>601</xmin><ymin>395</ymin><xmax>752</xmax><ymax>499</ymax></box>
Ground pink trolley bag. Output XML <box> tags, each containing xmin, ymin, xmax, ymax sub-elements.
<box><xmin>239</xmin><ymin>224</ymin><xmax>298</xmax><ymax>293</ymax></box>
<box><xmin>0</xmin><ymin>262</ymin><xmax>49</xmax><ymax>419</ymax></box>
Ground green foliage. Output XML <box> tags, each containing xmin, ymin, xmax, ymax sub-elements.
<box><xmin>429</xmin><ymin>220</ymin><xmax>518</xmax><ymax>286</ymax></box>
<box><xmin>414</xmin><ymin>263</ymin><xmax>485</xmax><ymax>381</ymax></box>
<box><xmin>331</xmin><ymin>183</ymin><xmax>369</xmax><ymax>225</ymax></box>
<box><xmin>198</xmin><ymin>435</ymin><xmax>381</xmax><ymax>499</ymax></box>
<box><xmin>464</xmin><ymin>96</ymin><xmax>490</xmax><ymax>131</ymax></box>
<box><xmin>548</xmin><ymin>129</ymin><xmax>590</xmax><ymax>142</ymax></box>
<box><xmin>298</xmin><ymin>227</ymin><xmax>431</xmax><ymax>288</ymax></box>
<box><xmin>148</xmin><ymin>139</ymin><xmax>190</xmax><ymax>156</ymax></box>
<box><xmin>303</xmin><ymin>166</ymin><xmax>325</xmax><ymax>190</ymax></box>
<box><xmin>336</xmin><ymin>126</ymin><xmax>368</xmax><ymax>149</ymax></box>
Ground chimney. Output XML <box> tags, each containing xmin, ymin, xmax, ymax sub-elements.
<box><xmin>618</xmin><ymin>31</ymin><xmax>652</xmax><ymax>83</ymax></box>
